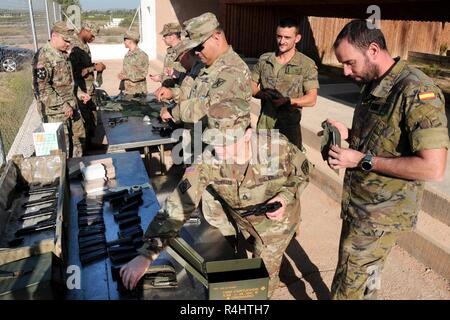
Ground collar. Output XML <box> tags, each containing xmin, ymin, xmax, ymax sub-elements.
<box><xmin>201</xmin><ymin>46</ymin><xmax>234</xmax><ymax>75</ymax></box>
<box><xmin>370</xmin><ymin>57</ymin><xmax>405</xmax><ymax>98</ymax></box>
<box><xmin>267</xmin><ymin>50</ymin><xmax>302</xmax><ymax>67</ymax></box>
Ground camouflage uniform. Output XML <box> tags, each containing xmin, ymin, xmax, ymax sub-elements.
<box><xmin>252</xmin><ymin>50</ymin><xmax>319</xmax><ymax>148</ymax></box>
<box><xmin>122</xmin><ymin>31</ymin><xmax>149</xmax><ymax>96</ymax></box>
<box><xmin>138</xmin><ymin>99</ymin><xmax>311</xmax><ymax>298</ymax></box>
<box><xmin>170</xmin><ymin>13</ymin><xmax>252</xmax><ymax>236</ymax></box>
<box><xmin>32</xmin><ymin>22</ymin><xmax>85</xmax><ymax>158</ymax></box>
<box><xmin>69</xmin><ymin>22</ymin><xmax>101</xmax><ymax>140</ymax></box>
<box><xmin>331</xmin><ymin>58</ymin><xmax>449</xmax><ymax>300</ymax></box>
<box><xmin>160</xmin><ymin>23</ymin><xmax>186</xmax><ymax>85</ymax></box>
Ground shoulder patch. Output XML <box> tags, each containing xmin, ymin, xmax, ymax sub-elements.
<box><xmin>418</xmin><ymin>91</ymin><xmax>436</xmax><ymax>101</ymax></box>
<box><xmin>212</xmin><ymin>78</ymin><xmax>226</xmax><ymax>89</ymax></box>
<box><xmin>178</xmin><ymin>179</ymin><xmax>192</xmax><ymax>194</ymax></box>
<box><xmin>301</xmin><ymin>160</ymin><xmax>310</xmax><ymax>176</ymax></box>
<box><xmin>35</xmin><ymin>67</ymin><xmax>47</xmax><ymax>80</ymax></box>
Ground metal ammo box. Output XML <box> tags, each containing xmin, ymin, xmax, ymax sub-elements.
<box><xmin>0</xmin><ymin>153</ymin><xmax>68</xmax><ymax>299</ymax></box>
<box><xmin>167</xmin><ymin>237</ymin><xmax>269</xmax><ymax>300</ymax></box>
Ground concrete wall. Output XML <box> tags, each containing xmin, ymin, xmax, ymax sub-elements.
<box><xmin>154</xmin><ymin>0</ymin><xmax>220</xmax><ymax>61</ymax></box>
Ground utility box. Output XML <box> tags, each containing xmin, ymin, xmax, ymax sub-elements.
<box><xmin>167</xmin><ymin>237</ymin><xmax>269</xmax><ymax>300</ymax></box>
<box><xmin>33</xmin><ymin>122</ymin><xmax>66</xmax><ymax>157</ymax></box>
<box><xmin>0</xmin><ymin>154</ymin><xmax>67</xmax><ymax>299</ymax></box>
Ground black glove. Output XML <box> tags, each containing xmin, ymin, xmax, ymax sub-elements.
<box><xmin>254</xmin><ymin>90</ymin><xmax>271</xmax><ymax>100</ymax></box>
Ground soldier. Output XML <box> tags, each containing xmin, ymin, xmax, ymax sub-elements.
<box><xmin>159</xmin><ymin>41</ymin><xmax>206</xmax><ymax>163</ymax></box>
<box><xmin>252</xmin><ymin>17</ymin><xmax>319</xmax><ymax>150</ymax></box>
<box><xmin>69</xmin><ymin>21</ymin><xmax>106</xmax><ymax>147</ymax></box>
<box><xmin>154</xmin><ymin>12</ymin><xmax>253</xmax><ymax>237</ymax></box>
<box><xmin>32</xmin><ymin>21</ymin><xmax>87</xmax><ymax>157</ymax></box>
<box><xmin>118</xmin><ymin>30</ymin><xmax>149</xmax><ymax>97</ymax></box>
<box><xmin>149</xmin><ymin>23</ymin><xmax>185</xmax><ymax>87</ymax></box>
<box><xmin>120</xmin><ymin>98</ymin><xmax>311</xmax><ymax>298</ymax></box>
<box><xmin>326</xmin><ymin>20</ymin><xmax>449</xmax><ymax>299</ymax></box>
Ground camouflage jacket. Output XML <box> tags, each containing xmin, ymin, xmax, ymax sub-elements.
<box><xmin>122</xmin><ymin>47</ymin><xmax>149</xmax><ymax>95</ymax></box>
<box><xmin>171</xmin><ymin>59</ymin><xmax>205</xmax><ymax>105</ymax></box>
<box><xmin>138</xmin><ymin>131</ymin><xmax>311</xmax><ymax>259</ymax></box>
<box><xmin>342</xmin><ymin>58</ymin><xmax>449</xmax><ymax>232</ymax></box>
<box><xmin>253</xmin><ymin>50</ymin><xmax>319</xmax><ymax>127</ymax></box>
<box><xmin>32</xmin><ymin>42</ymin><xmax>76</xmax><ymax>115</ymax></box>
<box><xmin>171</xmin><ymin>46</ymin><xmax>252</xmax><ymax>123</ymax></box>
<box><xmin>162</xmin><ymin>46</ymin><xmax>186</xmax><ymax>82</ymax></box>
<box><xmin>69</xmin><ymin>36</ymin><xmax>95</xmax><ymax>96</ymax></box>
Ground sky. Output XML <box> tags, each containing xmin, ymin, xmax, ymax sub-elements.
<box><xmin>80</xmin><ymin>0</ymin><xmax>141</xmax><ymax>10</ymax></box>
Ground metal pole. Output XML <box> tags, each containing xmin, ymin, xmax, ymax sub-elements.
<box><xmin>53</xmin><ymin>1</ymin><xmax>57</xmax><ymax>21</ymax></box>
<box><xmin>138</xmin><ymin>7</ymin><xmax>142</xmax><ymax>41</ymax></box>
<box><xmin>28</xmin><ymin>0</ymin><xmax>38</xmax><ymax>52</ymax></box>
<box><xmin>45</xmin><ymin>0</ymin><xmax>51</xmax><ymax>38</ymax></box>
<box><xmin>0</xmin><ymin>129</ymin><xmax>5</xmax><ymax>168</ymax></box>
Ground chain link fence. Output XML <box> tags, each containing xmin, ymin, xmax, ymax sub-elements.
<box><xmin>0</xmin><ymin>0</ymin><xmax>62</xmax><ymax>159</ymax></box>
<box><xmin>0</xmin><ymin>0</ymin><xmax>62</xmax><ymax>50</ymax></box>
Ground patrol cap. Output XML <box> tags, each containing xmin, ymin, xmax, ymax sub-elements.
<box><xmin>51</xmin><ymin>21</ymin><xmax>74</xmax><ymax>42</ymax></box>
<box><xmin>203</xmin><ymin>98</ymin><xmax>251</xmax><ymax>146</ymax></box>
<box><xmin>173</xmin><ymin>39</ymin><xmax>196</xmax><ymax>61</ymax></box>
<box><xmin>182</xmin><ymin>12</ymin><xmax>220</xmax><ymax>49</ymax></box>
<box><xmin>82</xmin><ymin>21</ymin><xmax>100</xmax><ymax>36</ymax></box>
<box><xmin>124</xmin><ymin>30</ymin><xmax>140</xmax><ymax>43</ymax></box>
<box><xmin>160</xmin><ymin>23</ymin><xmax>182</xmax><ymax>36</ymax></box>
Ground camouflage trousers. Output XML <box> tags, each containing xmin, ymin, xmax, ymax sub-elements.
<box><xmin>331</xmin><ymin>220</ymin><xmax>397</xmax><ymax>300</ymax></box>
<box><xmin>202</xmin><ymin>191</ymin><xmax>299</xmax><ymax>298</ymax></box>
<box><xmin>44</xmin><ymin>111</ymin><xmax>86</xmax><ymax>158</ymax></box>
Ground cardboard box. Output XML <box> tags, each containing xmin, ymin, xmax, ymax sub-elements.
<box><xmin>33</xmin><ymin>123</ymin><xmax>66</xmax><ymax>157</ymax></box>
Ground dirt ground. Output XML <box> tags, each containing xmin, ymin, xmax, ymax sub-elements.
<box><xmin>271</xmin><ymin>183</ymin><xmax>450</xmax><ymax>300</ymax></box>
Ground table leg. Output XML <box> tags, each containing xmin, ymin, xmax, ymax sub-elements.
<box><xmin>159</xmin><ymin>144</ymin><xmax>165</xmax><ymax>175</ymax></box>
<box><xmin>144</xmin><ymin>146</ymin><xmax>151</xmax><ymax>174</ymax></box>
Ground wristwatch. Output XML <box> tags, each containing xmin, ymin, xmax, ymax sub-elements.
<box><xmin>360</xmin><ymin>154</ymin><xmax>374</xmax><ymax>172</ymax></box>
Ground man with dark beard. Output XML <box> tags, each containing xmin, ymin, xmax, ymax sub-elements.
<box><xmin>326</xmin><ymin>19</ymin><xmax>448</xmax><ymax>299</ymax></box>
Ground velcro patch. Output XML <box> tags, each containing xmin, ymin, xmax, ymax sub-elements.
<box><xmin>212</xmin><ymin>78</ymin><xmax>226</xmax><ymax>89</ymax></box>
<box><xmin>36</xmin><ymin>67</ymin><xmax>47</xmax><ymax>80</ymax></box>
<box><xmin>178</xmin><ymin>179</ymin><xmax>192</xmax><ymax>194</ymax></box>
<box><xmin>185</xmin><ymin>166</ymin><xmax>196</xmax><ymax>175</ymax></box>
<box><xmin>301</xmin><ymin>160</ymin><xmax>309</xmax><ymax>176</ymax></box>
<box><xmin>418</xmin><ymin>91</ymin><xmax>436</xmax><ymax>101</ymax></box>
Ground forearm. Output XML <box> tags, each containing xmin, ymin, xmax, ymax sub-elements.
<box><xmin>373</xmin><ymin>154</ymin><xmax>445</xmax><ymax>181</ymax></box>
<box><xmin>291</xmin><ymin>92</ymin><xmax>317</xmax><ymax>108</ymax></box>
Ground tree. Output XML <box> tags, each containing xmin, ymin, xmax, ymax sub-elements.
<box><xmin>56</xmin><ymin>0</ymin><xmax>81</xmax><ymax>11</ymax></box>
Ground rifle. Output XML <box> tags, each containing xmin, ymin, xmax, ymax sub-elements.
<box><xmin>108</xmin><ymin>116</ymin><xmax>128</xmax><ymax>127</ymax></box>
<box><xmin>205</xmin><ymin>185</ymin><xmax>281</xmax><ymax>219</ymax></box>
<box><xmin>15</xmin><ymin>218</ymin><xmax>56</xmax><ymax>237</ymax></box>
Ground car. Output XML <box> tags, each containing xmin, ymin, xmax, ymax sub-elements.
<box><xmin>0</xmin><ymin>45</ymin><xmax>34</xmax><ymax>72</ymax></box>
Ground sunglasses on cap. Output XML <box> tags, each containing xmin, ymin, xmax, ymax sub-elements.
<box><xmin>193</xmin><ymin>33</ymin><xmax>215</xmax><ymax>52</ymax></box>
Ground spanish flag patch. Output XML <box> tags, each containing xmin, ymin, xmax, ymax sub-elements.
<box><xmin>418</xmin><ymin>91</ymin><xmax>436</xmax><ymax>101</ymax></box>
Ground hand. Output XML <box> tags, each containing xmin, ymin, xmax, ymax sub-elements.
<box><xmin>160</xmin><ymin>107</ymin><xmax>173</xmax><ymax>122</ymax></box>
<box><xmin>328</xmin><ymin>144</ymin><xmax>365</xmax><ymax>170</ymax></box>
<box><xmin>154</xmin><ymin>87</ymin><xmax>173</xmax><ymax>101</ymax></box>
<box><xmin>266</xmin><ymin>196</ymin><xmax>286</xmax><ymax>221</ymax></box>
<box><xmin>149</xmin><ymin>74</ymin><xmax>162</xmax><ymax>82</ymax></box>
<box><xmin>326</xmin><ymin>119</ymin><xmax>349</xmax><ymax>140</ymax></box>
<box><xmin>95</xmin><ymin>62</ymin><xmax>106</xmax><ymax>72</ymax></box>
<box><xmin>118</xmin><ymin>73</ymin><xmax>126</xmax><ymax>80</ymax></box>
<box><xmin>81</xmin><ymin>68</ymin><xmax>89</xmax><ymax>77</ymax></box>
<box><xmin>164</xmin><ymin>67</ymin><xmax>174</xmax><ymax>77</ymax></box>
<box><xmin>81</xmin><ymin>94</ymin><xmax>91</xmax><ymax>104</ymax></box>
<box><xmin>271</xmin><ymin>96</ymin><xmax>290</xmax><ymax>108</ymax></box>
<box><xmin>119</xmin><ymin>255</ymin><xmax>152</xmax><ymax>290</ymax></box>
<box><xmin>64</xmin><ymin>106</ymin><xmax>73</xmax><ymax>119</ymax></box>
